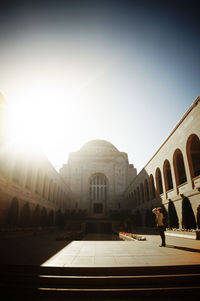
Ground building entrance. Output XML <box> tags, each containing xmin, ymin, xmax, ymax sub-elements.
<box><xmin>85</xmin><ymin>222</ymin><xmax>112</xmax><ymax>234</ymax></box>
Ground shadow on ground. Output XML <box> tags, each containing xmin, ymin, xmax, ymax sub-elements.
<box><xmin>166</xmin><ymin>244</ymin><xmax>200</xmax><ymax>253</ymax></box>
<box><xmin>0</xmin><ymin>230</ymin><xmax>70</xmax><ymax>265</ymax></box>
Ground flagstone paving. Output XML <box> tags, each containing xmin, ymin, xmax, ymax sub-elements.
<box><xmin>41</xmin><ymin>234</ymin><xmax>200</xmax><ymax>267</ymax></box>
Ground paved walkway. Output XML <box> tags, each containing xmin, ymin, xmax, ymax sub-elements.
<box><xmin>42</xmin><ymin>234</ymin><xmax>200</xmax><ymax>267</ymax></box>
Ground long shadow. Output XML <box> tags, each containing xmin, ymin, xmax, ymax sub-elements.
<box><xmin>0</xmin><ymin>230</ymin><xmax>71</xmax><ymax>266</ymax></box>
<box><xmin>166</xmin><ymin>244</ymin><xmax>200</xmax><ymax>253</ymax></box>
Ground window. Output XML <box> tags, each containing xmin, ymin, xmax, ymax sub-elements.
<box><xmin>89</xmin><ymin>173</ymin><xmax>107</xmax><ymax>201</ymax></box>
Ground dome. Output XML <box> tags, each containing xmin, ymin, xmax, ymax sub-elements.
<box><xmin>80</xmin><ymin>139</ymin><xmax>119</xmax><ymax>152</ymax></box>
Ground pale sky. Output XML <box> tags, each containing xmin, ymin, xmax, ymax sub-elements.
<box><xmin>0</xmin><ymin>0</ymin><xmax>199</xmax><ymax>172</ymax></box>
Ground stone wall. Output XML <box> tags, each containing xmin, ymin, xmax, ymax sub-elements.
<box><xmin>124</xmin><ymin>96</ymin><xmax>200</xmax><ymax>229</ymax></box>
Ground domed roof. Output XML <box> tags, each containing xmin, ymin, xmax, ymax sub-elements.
<box><xmin>80</xmin><ymin>139</ymin><xmax>119</xmax><ymax>152</ymax></box>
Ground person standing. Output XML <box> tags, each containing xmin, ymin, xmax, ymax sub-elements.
<box><xmin>152</xmin><ymin>207</ymin><xmax>166</xmax><ymax>247</ymax></box>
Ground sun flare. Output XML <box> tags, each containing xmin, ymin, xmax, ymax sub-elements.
<box><xmin>5</xmin><ymin>87</ymin><xmax>86</xmax><ymax>159</ymax></box>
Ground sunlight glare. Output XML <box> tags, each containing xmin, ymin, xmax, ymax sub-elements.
<box><xmin>6</xmin><ymin>86</ymin><xmax>86</xmax><ymax>157</ymax></box>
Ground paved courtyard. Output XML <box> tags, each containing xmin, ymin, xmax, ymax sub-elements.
<box><xmin>42</xmin><ymin>234</ymin><xmax>200</xmax><ymax>267</ymax></box>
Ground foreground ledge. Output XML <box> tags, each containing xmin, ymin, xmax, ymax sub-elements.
<box><xmin>166</xmin><ymin>230</ymin><xmax>200</xmax><ymax>240</ymax></box>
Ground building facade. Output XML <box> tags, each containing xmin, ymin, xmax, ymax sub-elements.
<box><xmin>124</xmin><ymin>96</ymin><xmax>200</xmax><ymax>229</ymax></box>
<box><xmin>0</xmin><ymin>94</ymin><xmax>74</xmax><ymax>227</ymax></box>
<box><xmin>60</xmin><ymin>140</ymin><xmax>137</xmax><ymax>218</ymax></box>
<box><xmin>1</xmin><ymin>92</ymin><xmax>200</xmax><ymax>231</ymax></box>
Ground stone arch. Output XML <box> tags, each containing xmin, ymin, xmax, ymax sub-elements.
<box><xmin>134</xmin><ymin>190</ymin><xmax>137</xmax><ymax>206</ymax></box>
<box><xmin>137</xmin><ymin>186</ymin><xmax>140</xmax><ymax>204</ymax></box>
<box><xmin>155</xmin><ymin>168</ymin><xmax>163</xmax><ymax>195</ymax></box>
<box><xmin>163</xmin><ymin>160</ymin><xmax>173</xmax><ymax>191</ymax></box>
<box><xmin>186</xmin><ymin>134</ymin><xmax>200</xmax><ymax>179</ymax></box>
<box><xmin>149</xmin><ymin>174</ymin><xmax>156</xmax><ymax>200</ymax></box>
<box><xmin>140</xmin><ymin>183</ymin><xmax>144</xmax><ymax>203</ymax></box>
<box><xmin>144</xmin><ymin>179</ymin><xmax>150</xmax><ymax>202</ymax></box>
<box><xmin>173</xmin><ymin>149</ymin><xmax>187</xmax><ymax>185</ymax></box>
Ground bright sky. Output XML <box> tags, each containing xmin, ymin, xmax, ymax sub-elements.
<box><xmin>0</xmin><ymin>0</ymin><xmax>199</xmax><ymax>172</ymax></box>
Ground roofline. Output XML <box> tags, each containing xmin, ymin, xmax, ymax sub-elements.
<box><xmin>124</xmin><ymin>96</ymin><xmax>200</xmax><ymax>194</ymax></box>
<box><xmin>143</xmin><ymin>96</ymin><xmax>200</xmax><ymax>169</ymax></box>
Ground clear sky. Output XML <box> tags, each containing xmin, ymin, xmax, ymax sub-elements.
<box><xmin>0</xmin><ymin>0</ymin><xmax>199</xmax><ymax>172</ymax></box>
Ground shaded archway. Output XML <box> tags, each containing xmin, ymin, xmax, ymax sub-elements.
<box><xmin>155</xmin><ymin>168</ymin><xmax>163</xmax><ymax>195</ymax></box>
<box><xmin>186</xmin><ymin>134</ymin><xmax>200</xmax><ymax>178</ymax></box>
<box><xmin>173</xmin><ymin>149</ymin><xmax>187</xmax><ymax>185</ymax></box>
<box><xmin>137</xmin><ymin>187</ymin><xmax>140</xmax><ymax>204</ymax></box>
<box><xmin>144</xmin><ymin>179</ymin><xmax>150</xmax><ymax>202</ymax></box>
<box><xmin>163</xmin><ymin>160</ymin><xmax>173</xmax><ymax>191</ymax></box>
<box><xmin>140</xmin><ymin>183</ymin><xmax>144</xmax><ymax>203</ymax></box>
<box><xmin>149</xmin><ymin>174</ymin><xmax>156</xmax><ymax>200</ymax></box>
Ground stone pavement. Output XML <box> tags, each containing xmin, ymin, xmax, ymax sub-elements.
<box><xmin>41</xmin><ymin>234</ymin><xmax>200</xmax><ymax>267</ymax></box>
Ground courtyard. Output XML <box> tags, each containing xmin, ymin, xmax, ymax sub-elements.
<box><xmin>0</xmin><ymin>230</ymin><xmax>200</xmax><ymax>267</ymax></box>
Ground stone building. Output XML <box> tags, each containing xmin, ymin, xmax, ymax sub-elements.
<box><xmin>0</xmin><ymin>94</ymin><xmax>74</xmax><ymax>227</ymax></box>
<box><xmin>124</xmin><ymin>96</ymin><xmax>200</xmax><ymax>229</ymax></box>
<box><xmin>1</xmin><ymin>92</ymin><xmax>200</xmax><ymax>231</ymax></box>
<box><xmin>60</xmin><ymin>140</ymin><xmax>137</xmax><ymax>218</ymax></box>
